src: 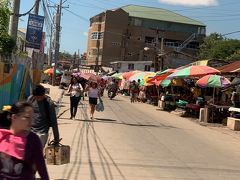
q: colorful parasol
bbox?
[143,72,156,86]
[122,70,141,80]
[167,65,220,79]
[147,69,176,86]
[111,72,123,79]
[81,73,100,82]
[196,75,231,88]
[43,68,61,75]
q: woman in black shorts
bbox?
[87,82,99,119]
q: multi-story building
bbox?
[87,5,206,71]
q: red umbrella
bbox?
[81,73,100,82]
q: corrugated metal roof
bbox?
[217,61,240,72]
[190,60,209,66]
[121,5,205,26]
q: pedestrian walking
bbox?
[86,82,100,119]
[77,76,87,100]
[0,101,49,179]
[129,80,139,103]
[27,84,60,148]
[67,77,83,119]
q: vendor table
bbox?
[186,103,201,117]
[208,104,230,123]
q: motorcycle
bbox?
[107,88,117,99]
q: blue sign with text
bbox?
[25,14,44,49]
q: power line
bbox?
[222,30,240,36]
[64,8,89,22]
[15,0,37,17]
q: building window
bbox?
[133,18,142,26]
[145,36,155,44]
[112,42,121,46]
[144,65,151,71]
[117,63,121,68]
[91,48,103,55]
[198,27,206,35]
[91,32,104,40]
[128,63,134,70]
[98,32,104,39]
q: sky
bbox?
[18,0,240,55]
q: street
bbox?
[47,93,240,180]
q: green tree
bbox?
[198,33,240,61]
[227,50,240,61]
[59,51,73,60]
[198,33,223,59]
[211,40,240,60]
[0,1,15,57]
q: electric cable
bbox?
[64,8,88,22]
[222,30,240,36]
[14,0,39,17]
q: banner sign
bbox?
[25,14,44,49]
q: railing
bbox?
[175,33,196,52]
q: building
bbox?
[87,4,206,71]
[111,61,153,72]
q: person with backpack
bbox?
[27,84,60,148]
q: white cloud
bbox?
[83,32,88,36]
[159,0,218,6]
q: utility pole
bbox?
[95,16,102,75]
[155,30,164,72]
[8,0,21,41]
[77,49,80,71]
[52,0,62,85]
[154,31,160,72]
[34,0,40,15]
[160,36,164,71]
[48,24,53,66]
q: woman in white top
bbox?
[67,77,83,119]
[86,82,99,119]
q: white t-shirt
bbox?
[88,87,99,98]
[69,83,83,97]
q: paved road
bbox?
[47,93,240,180]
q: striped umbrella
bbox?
[168,65,220,79]
[111,72,123,79]
[196,75,230,88]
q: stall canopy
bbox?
[167,65,220,79]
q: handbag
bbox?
[45,140,70,165]
[96,99,104,112]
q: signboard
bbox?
[25,14,44,49]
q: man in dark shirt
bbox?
[28,84,60,148]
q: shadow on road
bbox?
[95,118,117,122]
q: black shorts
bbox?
[89,97,98,105]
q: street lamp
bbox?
[144,46,165,72]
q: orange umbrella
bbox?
[147,69,176,85]
[122,71,141,80]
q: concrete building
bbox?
[87,5,206,71]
